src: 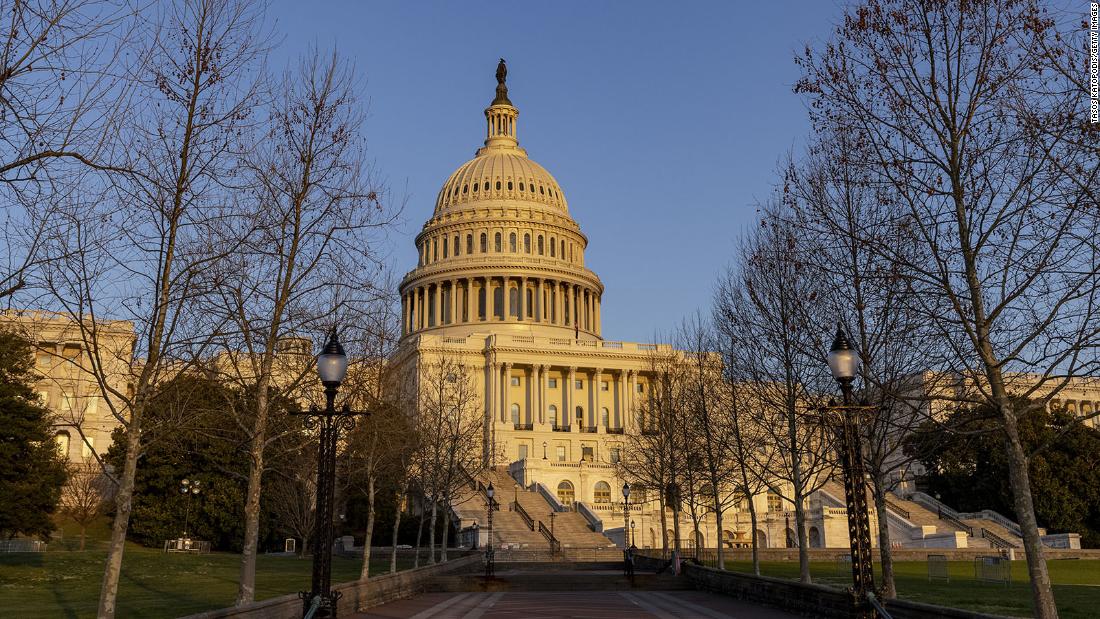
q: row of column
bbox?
[402,276,600,336]
[486,362,639,432]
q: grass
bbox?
[0,543,421,618]
[721,558,1100,619]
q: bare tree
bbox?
[797,2,1100,614]
[268,445,317,558]
[714,202,835,584]
[204,48,396,605]
[0,0,138,303]
[38,2,269,616]
[59,462,112,551]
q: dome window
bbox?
[480,233,487,253]
[524,233,531,253]
[495,232,502,252]
[538,235,544,255]
[473,182,478,192]
[519,182,525,191]
[509,232,517,253]
[462,184,468,194]
[539,186,545,194]
[496,181,501,190]
[550,236,556,257]
[467,234,474,254]
[507,181,513,190]
[484,181,489,191]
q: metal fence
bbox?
[927,554,949,582]
[0,539,46,552]
[974,555,1011,586]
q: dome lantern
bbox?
[483,58,519,151]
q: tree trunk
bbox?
[236,410,267,606]
[658,497,669,555]
[79,525,87,552]
[671,506,683,572]
[390,489,403,574]
[1000,400,1058,618]
[359,476,376,581]
[96,406,142,619]
[440,504,450,562]
[792,485,810,583]
[872,472,897,598]
[748,500,760,576]
[713,489,724,569]
[428,500,438,565]
[413,505,426,568]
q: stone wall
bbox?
[181,555,481,619]
[680,563,1019,619]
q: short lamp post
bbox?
[485,483,495,578]
[298,329,364,619]
[630,519,636,547]
[180,479,201,538]
[826,322,876,618]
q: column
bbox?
[566,367,576,429]
[502,363,513,424]
[540,364,550,427]
[467,279,475,323]
[417,287,425,329]
[535,278,542,322]
[488,361,499,429]
[564,283,572,327]
[628,371,638,430]
[432,283,441,327]
[593,368,603,431]
[401,293,408,335]
[594,295,600,335]
[503,277,511,321]
[518,276,526,321]
[450,279,458,324]
[527,365,536,426]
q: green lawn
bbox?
[0,543,421,618]
[722,558,1100,619]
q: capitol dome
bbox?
[399,60,604,342]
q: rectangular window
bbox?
[636,383,645,393]
[582,446,594,461]
[556,446,566,462]
[81,436,95,459]
[510,376,520,386]
[610,448,620,464]
[518,445,528,460]
[600,381,609,391]
[548,378,557,388]
[767,493,783,513]
[575,379,583,389]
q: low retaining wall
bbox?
[182,555,481,619]
[679,563,1019,619]
[648,547,1100,562]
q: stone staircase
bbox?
[460,467,617,550]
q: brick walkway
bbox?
[354,590,799,618]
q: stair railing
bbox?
[981,527,1018,549]
[936,507,973,536]
[538,521,561,553]
[884,498,910,520]
[514,500,535,531]
[959,510,1023,538]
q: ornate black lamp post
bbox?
[630,519,636,547]
[298,329,363,618]
[621,482,631,547]
[485,482,495,578]
[179,478,201,538]
[826,323,876,618]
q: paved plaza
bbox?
[354,590,799,618]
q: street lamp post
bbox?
[630,519,636,547]
[621,482,630,548]
[179,479,201,538]
[485,483,495,578]
[297,329,363,619]
[826,322,876,618]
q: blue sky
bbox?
[268,1,847,342]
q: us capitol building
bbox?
[388,61,1090,553]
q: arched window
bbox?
[478,286,487,320]
[463,184,468,194]
[510,404,520,425]
[496,181,501,190]
[494,232,502,252]
[560,240,566,257]
[432,239,438,262]
[467,234,473,255]
[483,181,489,191]
[600,407,610,427]
[442,237,448,258]
[539,185,545,194]
[550,237,556,257]
[507,180,513,190]
[55,431,70,458]
[480,233,487,253]
[524,233,531,253]
[594,481,611,503]
[509,232,517,252]
[557,481,575,506]
[493,285,504,319]
[549,405,558,426]
[538,235,544,255]
[472,181,479,192]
